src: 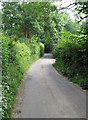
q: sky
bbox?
[0,2,1,7]
[52,0,76,21]
[0,3,2,10]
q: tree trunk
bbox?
[25,31,29,39]
[25,31,27,39]
[29,32,31,42]
[25,31,31,42]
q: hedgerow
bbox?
[2,34,44,119]
[40,42,45,57]
[52,31,88,90]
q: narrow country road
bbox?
[19,54,86,118]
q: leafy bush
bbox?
[40,42,45,57]
[52,31,88,90]
[2,34,44,118]
[12,41,31,73]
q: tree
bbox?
[57,1,88,21]
[2,2,20,36]
[81,20,88,35]
[2,2,57,40]
[2,2,61,52]
[56,0,88,35]
[75,1,88,21]
[64,19,81,34]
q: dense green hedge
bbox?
[40,42,45,57]
[2,34,44,118]
[52,31,88,90]
[0,33,2,119]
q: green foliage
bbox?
[2,2,70,53]
[81,20,88,35]
[3,2,76,53]
[2,2,57,38]
[12,41,31,73]
[52,31,88,90]
[40,42,44,57]
[0,11,1,23]
[64,20,81,34]
[2,34,44,118]
[1,2,88,119]
[75,1,88,20]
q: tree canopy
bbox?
[1,1,88,51]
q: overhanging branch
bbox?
[58,2,75,11]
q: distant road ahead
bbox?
[20,54,86,118]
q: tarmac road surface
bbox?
[19,54,86,118]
